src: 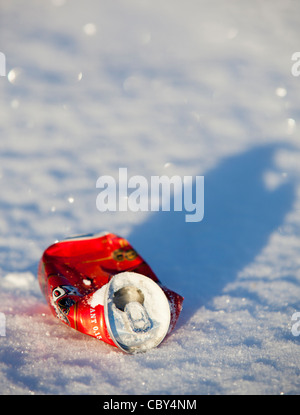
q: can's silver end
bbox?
[105,272,171,353]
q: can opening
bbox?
[113,286,152,333]
[113,286,144,311]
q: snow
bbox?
[88,285,106,308]
[0,0,300,395]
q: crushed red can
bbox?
[38,232,184,353]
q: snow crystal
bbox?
[88,284,107,308]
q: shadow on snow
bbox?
[128,143,295,327]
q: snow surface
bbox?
[0,0,300,395]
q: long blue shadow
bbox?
[129,144,295,326]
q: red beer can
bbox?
[38,232,184,353]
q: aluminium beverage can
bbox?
[38,232,184,353]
